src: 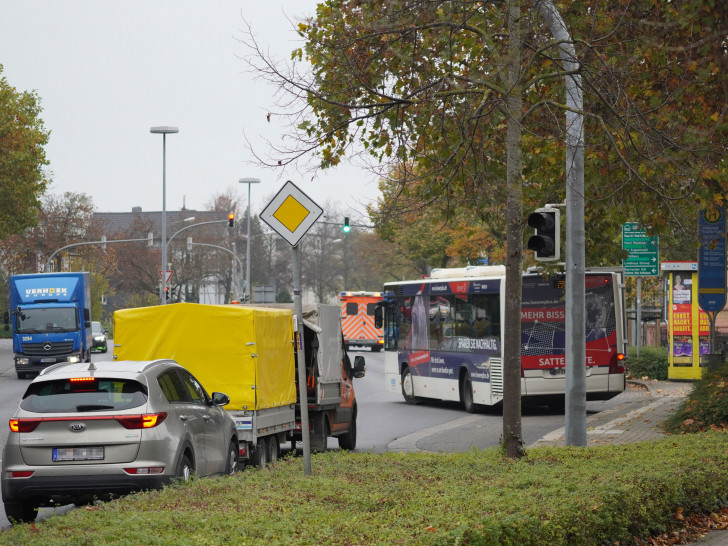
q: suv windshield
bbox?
[20,378,147,413]
[91,322,104,334]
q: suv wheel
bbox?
[4,500,38,524]
[176,452,194,482]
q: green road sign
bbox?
[622,222,659,277]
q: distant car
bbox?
[1,360,239,524]
[91,321,108,353]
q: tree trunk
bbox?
[502,0,525,459]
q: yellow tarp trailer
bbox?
[113,303,297,411]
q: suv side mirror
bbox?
[211,392,230,407]
[353,355,366,379]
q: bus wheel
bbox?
[460,372,476,413]
[401,367,421,405]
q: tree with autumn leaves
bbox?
[0,65,49,240]
[241,0,726,457]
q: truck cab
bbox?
[5,272,92,379]
[293,304,366,452]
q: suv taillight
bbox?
[115,413,168,429]
[9,419,41,433]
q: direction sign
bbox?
[622,222,659,276]
[260,180,323,247]
[698,207,727,312]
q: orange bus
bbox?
[340,291,384,352]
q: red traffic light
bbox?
[228,213,235,228]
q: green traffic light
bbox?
[343,217,350,233]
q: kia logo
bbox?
[69,423,86,432]
[43,341,52,351]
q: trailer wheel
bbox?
[267,436,279,464]
[250,438,268,468]
[310,413,328,452]
[401,367,421,405]
[460,371,477,413]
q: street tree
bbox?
[0,66,50,240]
[240,0,721,457]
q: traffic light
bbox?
[228,212,235,228]
[527,207,560,261]
[343,217,350,233]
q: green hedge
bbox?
[3,434,728,545]
[627,345,668,380]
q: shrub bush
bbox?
[627,345,668,380]
[664,362,728,434]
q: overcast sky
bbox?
[0,1,380,219]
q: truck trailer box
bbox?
[113,303,297,411]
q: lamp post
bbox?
[239,177,260,302]
[150,126,179,304]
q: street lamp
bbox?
[150,126,179,304]
[239,177,260,302]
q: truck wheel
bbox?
[338,411,357,450]
[225,440,239,475]
[250,438,268,468]
[401,367,421,405]
[460,371,477,413]
[4,500,38,524]
[310,413,328,452]
[267,436,279,464]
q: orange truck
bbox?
[340,291,384,352]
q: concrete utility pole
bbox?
[536,0,586,446]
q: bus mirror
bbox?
[374,306,383,329]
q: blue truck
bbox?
[4,272,93,379]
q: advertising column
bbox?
[663,262,708,380]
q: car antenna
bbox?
[88,362,97,371]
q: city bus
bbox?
[375,265,627,411]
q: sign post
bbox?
[622,223,659,354]
[260,181,323,477]
[698,207,727,356]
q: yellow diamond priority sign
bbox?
[260,180,323,246]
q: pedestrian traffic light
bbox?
[228,212,235,228]
[343,217,350,233]
[527,207,560,261]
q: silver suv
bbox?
[2,359,239,524]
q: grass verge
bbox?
[2,432,728,545]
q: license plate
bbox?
[52,447,104,462]
[549,368,566,376]
[40,358,57,363]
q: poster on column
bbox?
[670,271,710,364]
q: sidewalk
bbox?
[530,379,692,448]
